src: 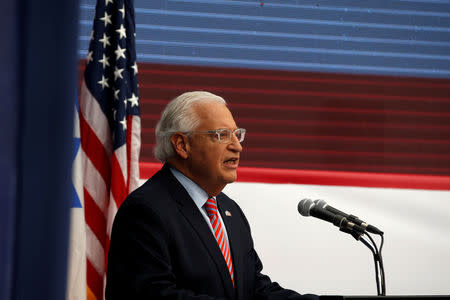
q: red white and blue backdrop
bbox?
[78,0,450,296]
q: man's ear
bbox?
[171,133,190,160]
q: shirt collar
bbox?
[169,166,210,209]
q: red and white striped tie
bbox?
[205,197,234,285]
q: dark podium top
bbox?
[320,296,450,300]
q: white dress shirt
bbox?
[169,166,231,248]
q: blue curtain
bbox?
[0,0,80,299]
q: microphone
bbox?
[298,199,366,239]
[314,199,383,235]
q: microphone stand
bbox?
[359,232,386,296]
[340,214,386,296]
[340,225,386,296]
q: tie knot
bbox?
[205,197,218,218]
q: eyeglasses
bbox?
[189,128,246,143]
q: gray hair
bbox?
[153,91,227,162]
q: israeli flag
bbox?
[66,102,86,300]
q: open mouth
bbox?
[224,158,239,167]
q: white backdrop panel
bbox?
[223,182,450,296]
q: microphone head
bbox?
[298,198,315,216]
[314,199,327,209]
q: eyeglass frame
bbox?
[175,128,246,144]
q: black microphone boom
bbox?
[298,199,365,240]
[314,199,383,235]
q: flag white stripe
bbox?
[114,144,128,186]
[79,79,113,156]
[66,208,87,300]
[106,194,118,238]
[86,225,105,276]
[82,150,108,212]
[73,148,84,206]
[73,104,81,139]
[129,115,141,193]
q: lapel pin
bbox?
[225,210,232,217]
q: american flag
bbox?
[71,0,141,299]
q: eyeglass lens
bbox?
[234,129,243,142]
[216,128,245,143]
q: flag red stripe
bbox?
[110,153,128,209]
[87,258,103,300]
[84,188,107,250]
[79,111,111,185]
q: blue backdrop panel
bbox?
[78,0,450,78]
[0,1,19,300]
[10,0,80,299]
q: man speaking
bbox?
[106,91,319,299]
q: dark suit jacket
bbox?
[106,164,318,300]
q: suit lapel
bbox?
[162,167,235,299]
[217,195,245,300]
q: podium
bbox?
[345,297,450,299]
[319,296,450,300]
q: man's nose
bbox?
[228,134,243,152]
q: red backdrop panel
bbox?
[80,61,450,176]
